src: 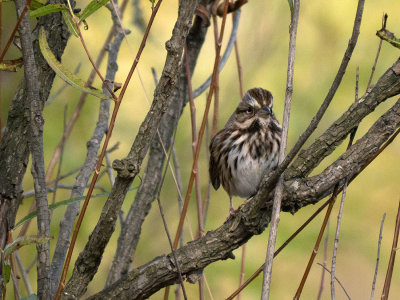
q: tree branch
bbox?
[88,71,400,300]
[60,1,198,298]
[106,1,211,285]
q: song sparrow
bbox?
[209,88,282,215]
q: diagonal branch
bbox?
[60,1,199,298]
[88,78,400,300]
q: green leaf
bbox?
[80,0,110,21]
[3,236,52,259]
[62,10,79,37]
[38,27,109,99]
[30,4,68,18]
[14,192,108,229]
[2,261,11,284]
[14,186,137,229]
[29,0,45,11]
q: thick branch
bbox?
[286,58,400,179]
[0,0,69,263]
[60,1,198,298]
[89,72,400,300]
[50,19,125,297]
[106,2,211,286]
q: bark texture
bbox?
[88,59,400,300]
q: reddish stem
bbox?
[54,1,163,299]
[0,0,31,63]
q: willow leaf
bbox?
[39,27,109,99]
[3,236,52,259]
[30,4,68,18]
[80,0,110,21]
[62,10,79,37]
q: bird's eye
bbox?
[246,106,253,113]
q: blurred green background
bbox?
[1,0,400,299]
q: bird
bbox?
[209,88,282,215]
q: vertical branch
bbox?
[14,0,51,297]
[370,213,385,300]
[184,43,205,299]
[381,198,400,300]
[172,0,230,251]
[317,222,330,300]
[330,66,360,298]
[260,1,300,299]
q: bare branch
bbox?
[261,0,300,298]
[60,1,199,298]
[88,87,400,300]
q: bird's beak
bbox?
[261,106,272,114]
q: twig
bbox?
[226,196,333,300]
[172,0,230,251]
[232,11,246,300]
[370,213,386,300]
[193,9,241,99]
[261,1,300,299]
[65,0,116,100]
[14,0,51,297]
[381,198,400,300]
[317,221,330,300]
[367,40,383,90]
[331,67,360,299]
[45,0,130,182]
[157,127,188,300]
[294,187,339,299]
[227,100,400,300]
[51,106,68,206]
[14,251,33,295]
[59,1,196,298]
[184,42,205,299]
[330,181,348,299]
[0,0,31,63]
[53,1,139,295]
[10,269,21,300]
[269,0,365,183]
[211,10,220,138]
[317,263,351,300]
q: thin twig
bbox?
[211,11,220,138]
[233,12,245,299]
[172,0,230,250]
[330,180,348,299]
[0,0,31,63]
[317,221,330,300]
[184,42,205,299]
[54,2,163,298]
[331,67,360,299]
[317,263,351,300]
[370,213,386,300]
[14,251,33,295]
[156,127,188,300]
[367,40,383,90]
[268,0,365,185]
[193,9,241,99]
[261,1,300,298]
[14,0,51,296]
[10,269,21,300]
[51,106,68,206]
[381,198,400,300]
[294,187,338,299]
[45,0,130,182]
[227,123,400,300]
